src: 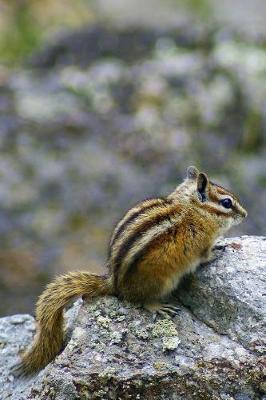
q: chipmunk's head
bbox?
[169,166,247,231]
[185,166,248,230]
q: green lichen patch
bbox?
[152,319,179,338]
[96,316,111,329]
[162,337,181,352]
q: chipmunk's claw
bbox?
[10,361,27,379]
[144,302,180,318]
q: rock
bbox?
[0,236,265,400]
[177,236,266,355]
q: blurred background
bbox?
[0,0,266,316]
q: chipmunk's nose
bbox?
[241,208,248,218]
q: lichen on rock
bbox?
[0,236,265,399]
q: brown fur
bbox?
[14,166,247,376]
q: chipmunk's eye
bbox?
[220,198,232,209]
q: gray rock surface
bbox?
[177,236,266,355]
[0,236,265,400]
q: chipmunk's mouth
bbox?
[233,213,247,226]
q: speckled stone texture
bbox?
[0,236,265,400]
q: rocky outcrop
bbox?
[0,236,265,400]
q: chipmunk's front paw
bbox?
[201,243,228,266]
[200,248,217,265]
[213,244,227,251]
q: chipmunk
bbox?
[13,166,247,376]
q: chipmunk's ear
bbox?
[197,172,209,202]
[187,166,199,180]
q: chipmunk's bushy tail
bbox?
[13,272,112,376]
